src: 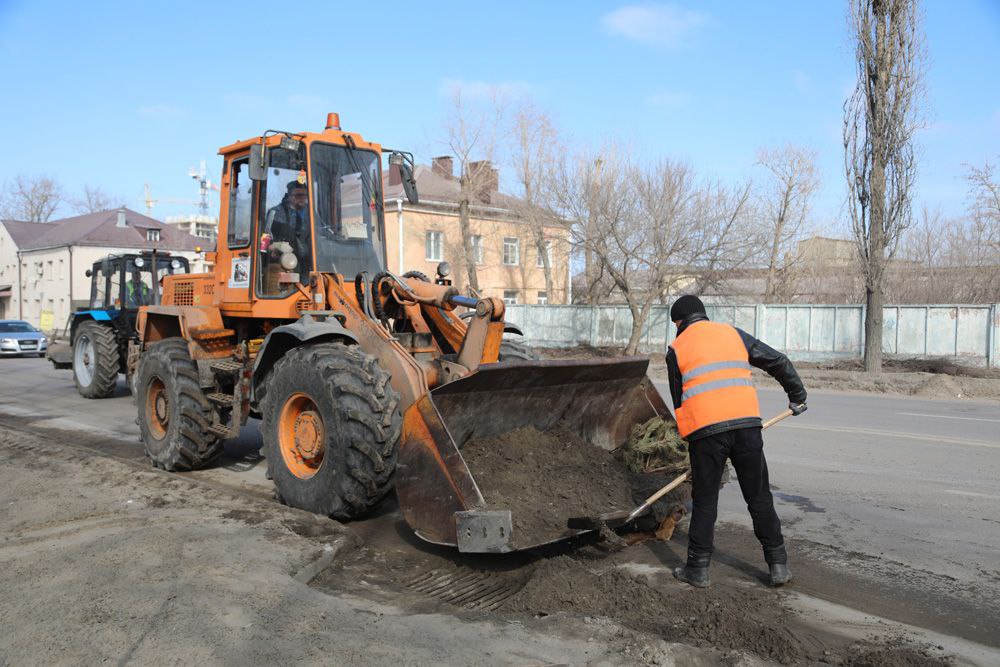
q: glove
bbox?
[789,402,807,416]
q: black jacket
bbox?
[666,313,807,441]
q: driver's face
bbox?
[290,189,308,209]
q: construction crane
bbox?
[188,159,220,216]
[142,183,198,218]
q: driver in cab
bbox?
[266,180,312,273]
[125,269,152,308]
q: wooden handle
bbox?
[762,408,794,430]
[627,469,691,522]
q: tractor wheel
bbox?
[498,338,540,362]
[135,338,224,471]
[261,342,402,520]
[73,321,120,399]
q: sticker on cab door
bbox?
[229,256,250,288]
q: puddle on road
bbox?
[773,491,826,513]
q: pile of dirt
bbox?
[460,425,634,545]
[842,639,953,667]
[500,555,804,664]
[823,357,1000,380]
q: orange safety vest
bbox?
[669,320,760,438]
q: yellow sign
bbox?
[39,309,54,332]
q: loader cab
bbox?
[218,115,418,306]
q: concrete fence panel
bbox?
[507,302,1000,368]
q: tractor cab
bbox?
[47,251,190,398]
[86,252,190,312]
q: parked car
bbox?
[0,320,48,357]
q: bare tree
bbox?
[510,103,561,301]
[0,174,64,222]
[72,185,120,214]
[965,159,1000,253]
[756,145,819,302]
[443,86,506,292]
[551,148,754,354]
[844,0,925,373]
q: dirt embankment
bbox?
[539,346,1000,401]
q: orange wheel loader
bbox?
[131,113,671,553]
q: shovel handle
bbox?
[625,409,793,524]
[762,408,794,430]
[626,469,691,523]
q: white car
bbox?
[0,320,48,357]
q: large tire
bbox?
[73,321,120,399]
[498,338,540,362]
[261,342,402,520]
[135,338,224,471]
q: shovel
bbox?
[566,408,795,531]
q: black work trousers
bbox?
[687,426,784,560]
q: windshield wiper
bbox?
[342,134,382,212]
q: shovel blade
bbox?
[395,357,669,553]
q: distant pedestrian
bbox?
[666,295,807,588]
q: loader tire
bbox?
[498,339,539,362]
[73,321,120,399]
[135,338,224,471]
[261,342,402,520]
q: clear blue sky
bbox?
[1,1,997,231]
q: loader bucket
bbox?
[395,357,669,553]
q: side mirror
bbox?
[249,143,268,181]
[389,151,418,205]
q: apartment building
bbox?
[383,156,571,305]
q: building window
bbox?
[536,291,548,305]
[536,240,552,268]
[503,290,519,305]
[146,229,161,242]
[471,235,484,265]
[425,231,443,261]
[503,237,519,266]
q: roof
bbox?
[382,164,522,212]
[1,220,48,246]
[1,208,203,252]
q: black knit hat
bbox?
[670,295,706,322]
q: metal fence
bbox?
[506,303,1000,368]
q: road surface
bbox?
[2,356,998,655]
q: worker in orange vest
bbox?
[667,295,807,588]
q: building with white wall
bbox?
[0,208,208,328]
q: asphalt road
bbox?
[652,381,1000,585]
[2,355,999,650]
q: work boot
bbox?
[763,544,791,587]
[672,554,711,588]
[769,562,792,587]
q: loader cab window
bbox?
[310,142,385,278]
[228,158,253,248]
[257,145,311,297]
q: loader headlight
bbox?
[436,261,452,278]
[134,257,145,268]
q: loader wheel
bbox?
[498,339,539,362]
[135,338,224,471]
[261,342,402,520]
[73,321,120,399]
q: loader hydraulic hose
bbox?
[449,295,479,309]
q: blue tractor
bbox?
[47,251,190,398]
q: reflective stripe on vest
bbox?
[669,320,760,438]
